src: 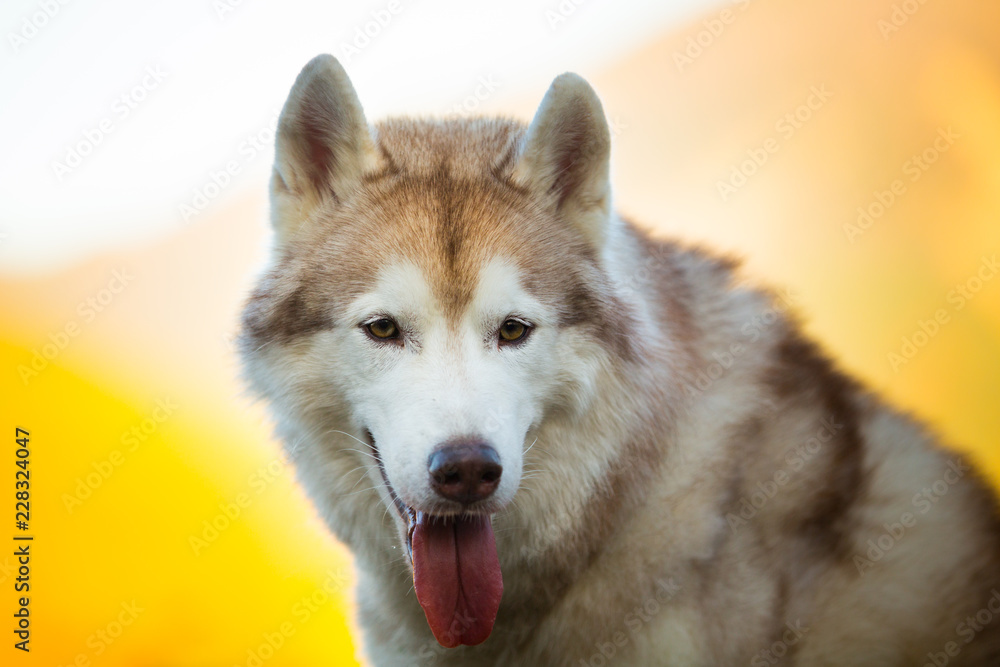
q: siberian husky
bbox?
[238,54,1000,666]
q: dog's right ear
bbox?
[512,73,612,251]
[271,54,381,243]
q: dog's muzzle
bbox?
[366,431,504,648]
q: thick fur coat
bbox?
[238,55,1000,666]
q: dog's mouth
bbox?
[365,430,503,648]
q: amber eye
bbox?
[366,318,399,340]
[498,319,529,344]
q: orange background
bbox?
[2,0,999,665]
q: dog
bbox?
[238,54,1000,666]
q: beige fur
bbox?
[238,55,1000,666]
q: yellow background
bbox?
[2,0,999,665]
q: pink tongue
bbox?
[411,512,503,647]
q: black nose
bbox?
[428,442,502,505]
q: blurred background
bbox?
[1,0,999,664]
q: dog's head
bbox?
[239,55,631,647]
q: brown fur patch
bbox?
[765,333,868,560]
[241,117,639,362]
[240,268,332,346]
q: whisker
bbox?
[336,482,385,499]
[341,447,380,462]
[341,464,376,478]
[325,429,374,450]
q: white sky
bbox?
[0,0,719,274]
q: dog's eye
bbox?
[498,319,529,344]
[366,318,400,340]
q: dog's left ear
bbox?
[271,54,382,244]
[512,73,612,249]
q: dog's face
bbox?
[239,55,623,647]
[342,255,543,517]
[324,213,557,522]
